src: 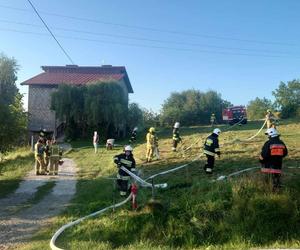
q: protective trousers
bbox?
[204,154,215,174]
[172,140,178,151]
[117,175,130,196]
[49,156,59,175]
[35,156,46,175]
[146,145,154,162]
[44,156,50,170]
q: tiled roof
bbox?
[21,65,133,93]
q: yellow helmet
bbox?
[267,109,271,112]
[149,127,155,133]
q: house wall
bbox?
[28,85,57,132]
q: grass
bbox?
[0,147,34,198]
[8,119,300,249]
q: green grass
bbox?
[0,147,34,198]
[12,119,300,249]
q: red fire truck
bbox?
[222,106,247,125]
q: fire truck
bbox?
[222,106,247,125]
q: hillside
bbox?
[17,120,300,249]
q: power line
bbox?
[26,0,75,64]
[0,18,293,55]
[1,27,299,59]
[0,3,296,47]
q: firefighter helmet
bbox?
[149,127,155,133]
[213,128,221,135]
[265,128,279,137]
[124,145,133,151]
[174,122,180,128]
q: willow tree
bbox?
[51,84,86,139]
[84,81,127,137]
[51,81,127,139]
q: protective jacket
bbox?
[204,133,220,156]
[34,142,44,158]
[210,114,216,123]
[172,128,181,142]
[260,136,287,170]
[114,153,136,176]
[130,130,137,142]
[146,132,155,147]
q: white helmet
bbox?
[124,145,133,151]
[213,128,221,135]
[133,127,138,131]
[265,128,279,137]
[174,122,180,128]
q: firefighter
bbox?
[129,127,138,143]
[203,128,221,174]
[210,113,216,127]
[49,140,63,175]
[259,128,288,190]
[34,139,46,175]
[44,139,51,172]
[39,128,47,144]
[172,122,182,152]
[265,109,276,129]
[114,145,136,196]
[146,127,156,162]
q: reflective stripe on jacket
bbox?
[114,153,136,176]
[203,133,220,156]
[173,128,181,141]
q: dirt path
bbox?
[0,156,77,250]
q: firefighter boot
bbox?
[204,164,213,174]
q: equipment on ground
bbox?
[222,106,247,125]
[106,139,115,150]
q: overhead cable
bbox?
[26,0,75,64]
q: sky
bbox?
[1,0,300,112]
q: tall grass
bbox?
[0,147,34,198]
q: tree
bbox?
[160,89,231,126]
[51,81,128,139]
[51,84,86,139]
[142,108,160,128]
[84,81,127,137]
[272,80,300,118]
[247,97,274,120]
[0,54,27,156]
[127,102,144,130]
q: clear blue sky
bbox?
[1,0,300,112]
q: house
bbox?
[21,64,134,138]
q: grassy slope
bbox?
[18,120,300,250]
[0,147,34,198]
